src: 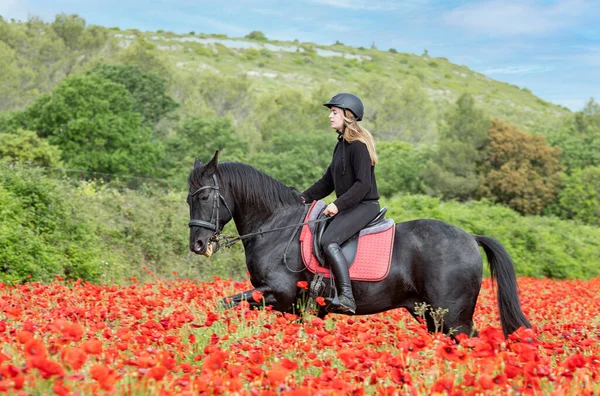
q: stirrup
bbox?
[324,295,356,314]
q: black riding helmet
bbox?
[324,93,364,121]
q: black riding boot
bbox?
[324,243,356,314]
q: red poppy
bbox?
[202,350,228,372]
[16,331,33,344]
[52,380,71,396]
[251,290,264,303]
[24,339,47,359]
[267,366,289,385]
[146,366,167,381]
[431,377,454,394]
[62,347,87,370]
[296,281,309,290]
[315,297,326,306]
[82,339,103,355]
[31,357,65,379]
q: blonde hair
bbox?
[342,109,378,165]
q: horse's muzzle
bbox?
[192,239,205,254]
[192,239,215,257]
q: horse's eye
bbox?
[201,195,209,201]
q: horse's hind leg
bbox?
[408,299,477,337]
[407,284,480,337]
[434,297,478,337]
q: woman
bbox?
[301,93,380,314]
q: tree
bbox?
[421,94,490,200]
[90,64,178,126]
[249,131,334,190]
[0,41,21,110]
[375,141,426,197]
[245,31,267,41]
[160,116,248,182]
[193,73,254,122]
[478,120,563,215]
[0,129,62,167]
[371,76,437,143]
[252,89,324,142]
[554,166,600,225]
[14,73,163,177]
[119,36,169,76]
[548,98,600,171]
[51,13,86,50]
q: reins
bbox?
[213,214,331,250]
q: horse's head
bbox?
[187,151,233,256]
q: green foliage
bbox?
[90,64,178,126]
[245,31,267,41]
[553,166,600,226]
[548,98,600,171]
[192,73,254,121]
[249,131,334,190]
[14,73,163,177]
[0,15,112,112]
[0,129,63,167]
[375,141,426,197]
[361,76,436,143]
[0,41,21,109]
[479,120,563,215]
[160,116,248,185]
[119,36,169,76]
[248,87,330,147]
[386,194,600,279]
[51,13,85,50]
[0,165,102,283]
[422,94,490,200]
[0,164,247,283]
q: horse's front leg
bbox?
[220,287,278,310]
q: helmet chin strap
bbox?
[340,119,356,134]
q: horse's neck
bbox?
[233,204,304,237]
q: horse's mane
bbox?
[188,162,301,212]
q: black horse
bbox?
[188,152,531,337]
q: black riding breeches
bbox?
[320,200,380,250]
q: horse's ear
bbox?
[193,158,203,169]
[203,150,219,176]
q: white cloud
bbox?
[309,0,426,11]
[0,0,55,22]
[0,0,31,20]
[144,8,248,36]
[324,23,356,33]
[442,0,589,36]
[483,65,553,75]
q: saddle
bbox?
[299,200,395,282]
[312,206,389,268]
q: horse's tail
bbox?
[474,235,531,338]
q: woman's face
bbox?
[329,106,345,131]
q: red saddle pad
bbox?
[299,201,395,282]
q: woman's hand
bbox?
[323,203,339,217]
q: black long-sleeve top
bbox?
[302,134,379,212]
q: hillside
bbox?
[0,15,570,136]
[120,29,570,131]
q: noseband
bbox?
[188,174,233,237]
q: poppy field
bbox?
[0,273,599,395]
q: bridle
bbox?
[188,174,332,254]
[188,174,233,241]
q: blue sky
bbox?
[2,0,599,111]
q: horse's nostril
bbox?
[193,240,203,253]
